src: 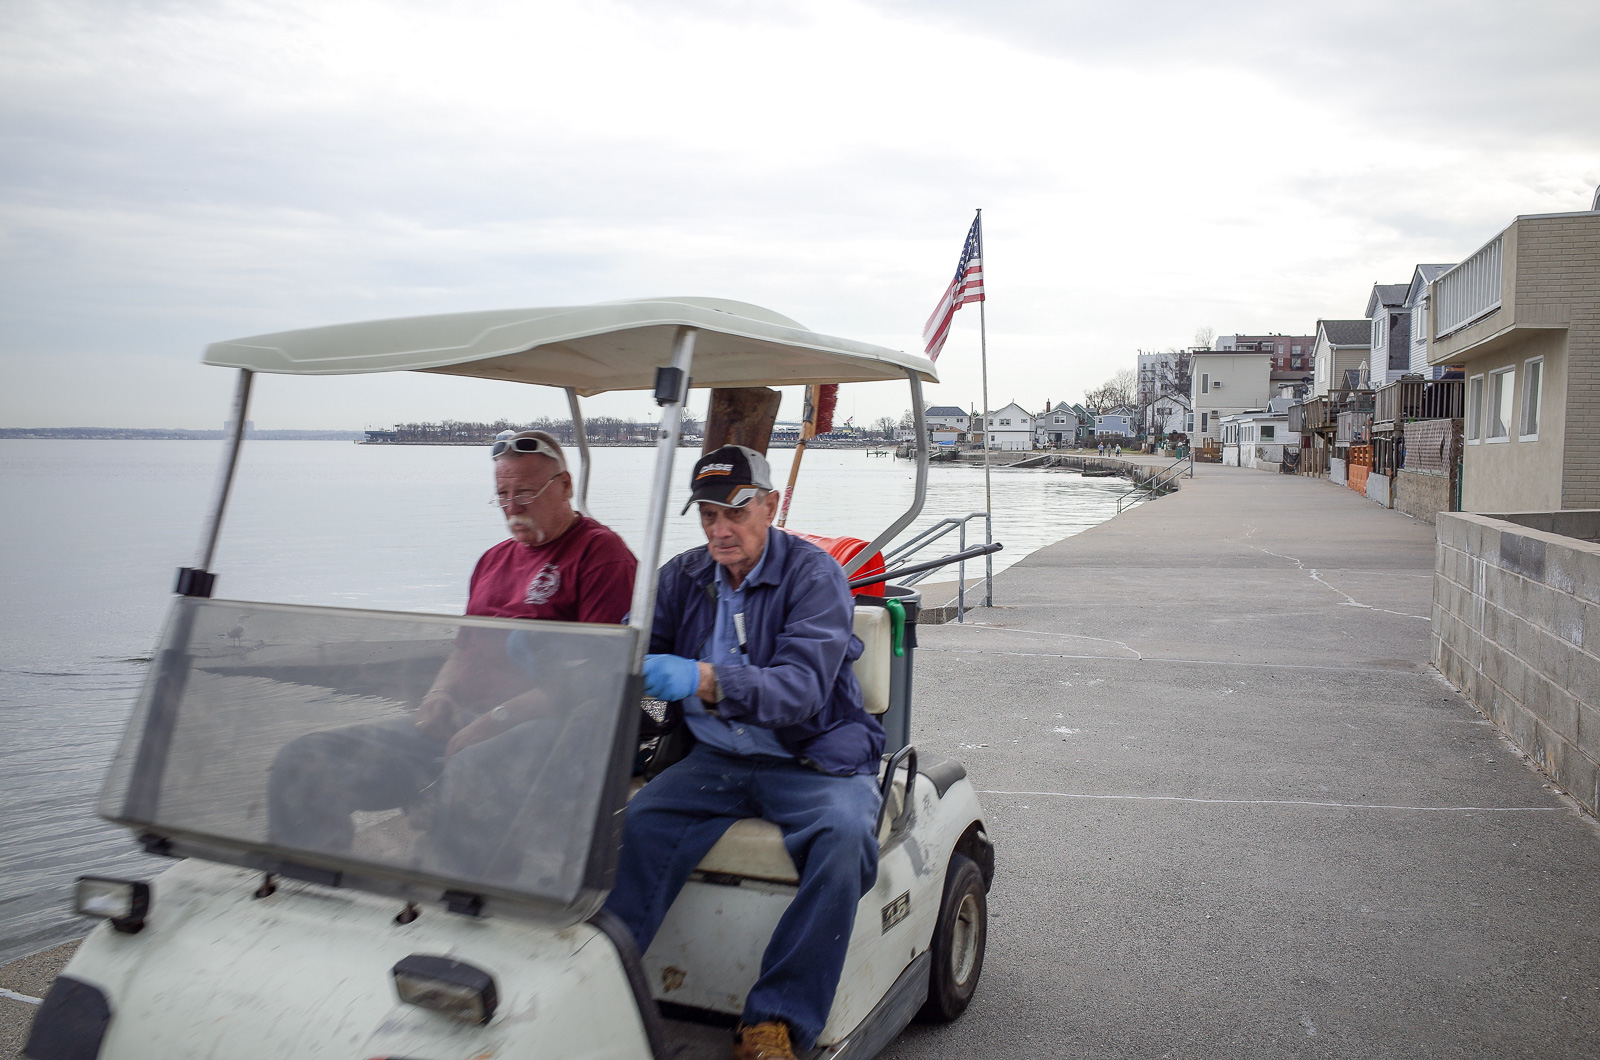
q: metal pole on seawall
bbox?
[976,209,993,608]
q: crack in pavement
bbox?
[1245,537,1431,621]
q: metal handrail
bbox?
[1114,456,1189,509]
[879,510,995,623]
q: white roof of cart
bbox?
[203,296,937,395]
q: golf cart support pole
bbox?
[628,326,696,671]
[842,370,927,577]
[175,368,253,598]
[565,386,592,515]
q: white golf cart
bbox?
[27,298,995,1060]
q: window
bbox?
[1486,367,1514,441]
[1262,425,1276,440]
[1520,357,1543,439]
[1054,416,1065,424]
[999,418,1011,425]
[1466,374,1484,442]
[1201,412,1209,431]
[1291,357,1303,370]
[1292,345,1302,356]
[1201,373,1210,394]
[1371,317,1385,350]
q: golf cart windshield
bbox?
[99,598,638,924]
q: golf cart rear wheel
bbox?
[917,852,987,1022]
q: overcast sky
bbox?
[2,0,1597,430]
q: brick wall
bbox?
[1433,512,1600,815]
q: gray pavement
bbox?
[885,463,1600,1059]
[6,464,1598,1058]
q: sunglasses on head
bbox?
[490,436,553,459]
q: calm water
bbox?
[0,440,1131,963]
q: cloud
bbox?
[1,0,1596,428]
[861,0,1600,147]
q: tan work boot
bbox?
[732,1020,796,1060]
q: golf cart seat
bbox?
[689,605,903,886]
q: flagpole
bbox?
[976,208,993,608]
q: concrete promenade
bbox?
[888,464,1600,1059]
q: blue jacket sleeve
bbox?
[710,557,855,729]
[648,559,682,655]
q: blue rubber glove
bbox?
[643,654,701,702]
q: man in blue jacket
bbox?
[604,444,884,1060]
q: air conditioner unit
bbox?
[1212,380,1223,388]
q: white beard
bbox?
[506,515,548,545]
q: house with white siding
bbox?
[1367,283,1413,387]
[983,402,1034,450]
[1220,400,1292,470]
[1402,264,1454,379]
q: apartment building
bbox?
[1188,351,1273,445]
[1215,333,1317,384]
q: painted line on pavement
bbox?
[927,647,1429,675]
[978,789,1563,813]
[0,986,43,1005]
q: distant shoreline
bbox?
[0,431,897,450]
[0,429,364,441]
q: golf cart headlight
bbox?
[75,876,151,933]
[392,955,498,1025]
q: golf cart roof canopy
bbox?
[203,297,938,395]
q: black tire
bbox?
[917,852,987,1022]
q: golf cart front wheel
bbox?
[917,852,987,1022]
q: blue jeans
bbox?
[604,746,882,1049]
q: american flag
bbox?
[922,213,985,361]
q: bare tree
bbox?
[1082,369,1134,414]
[1194,325,1215,349]
[872,414,898,437]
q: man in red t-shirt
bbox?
[268,430,637,857]
[415,429,637,757]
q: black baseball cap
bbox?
[682,444,775,514]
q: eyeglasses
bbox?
[489,474,564,508]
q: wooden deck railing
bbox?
[1374,377,1465,427]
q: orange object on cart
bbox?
[782,530,886,597]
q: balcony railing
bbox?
[1374,377,1465,427]
[1335,410,1372,446]
[1434,234,1503,337]
[1298,396,1334,431]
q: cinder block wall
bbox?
[1397,470,1450,524]
[1434,512,1600,815]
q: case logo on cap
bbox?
[697,463,735,478]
